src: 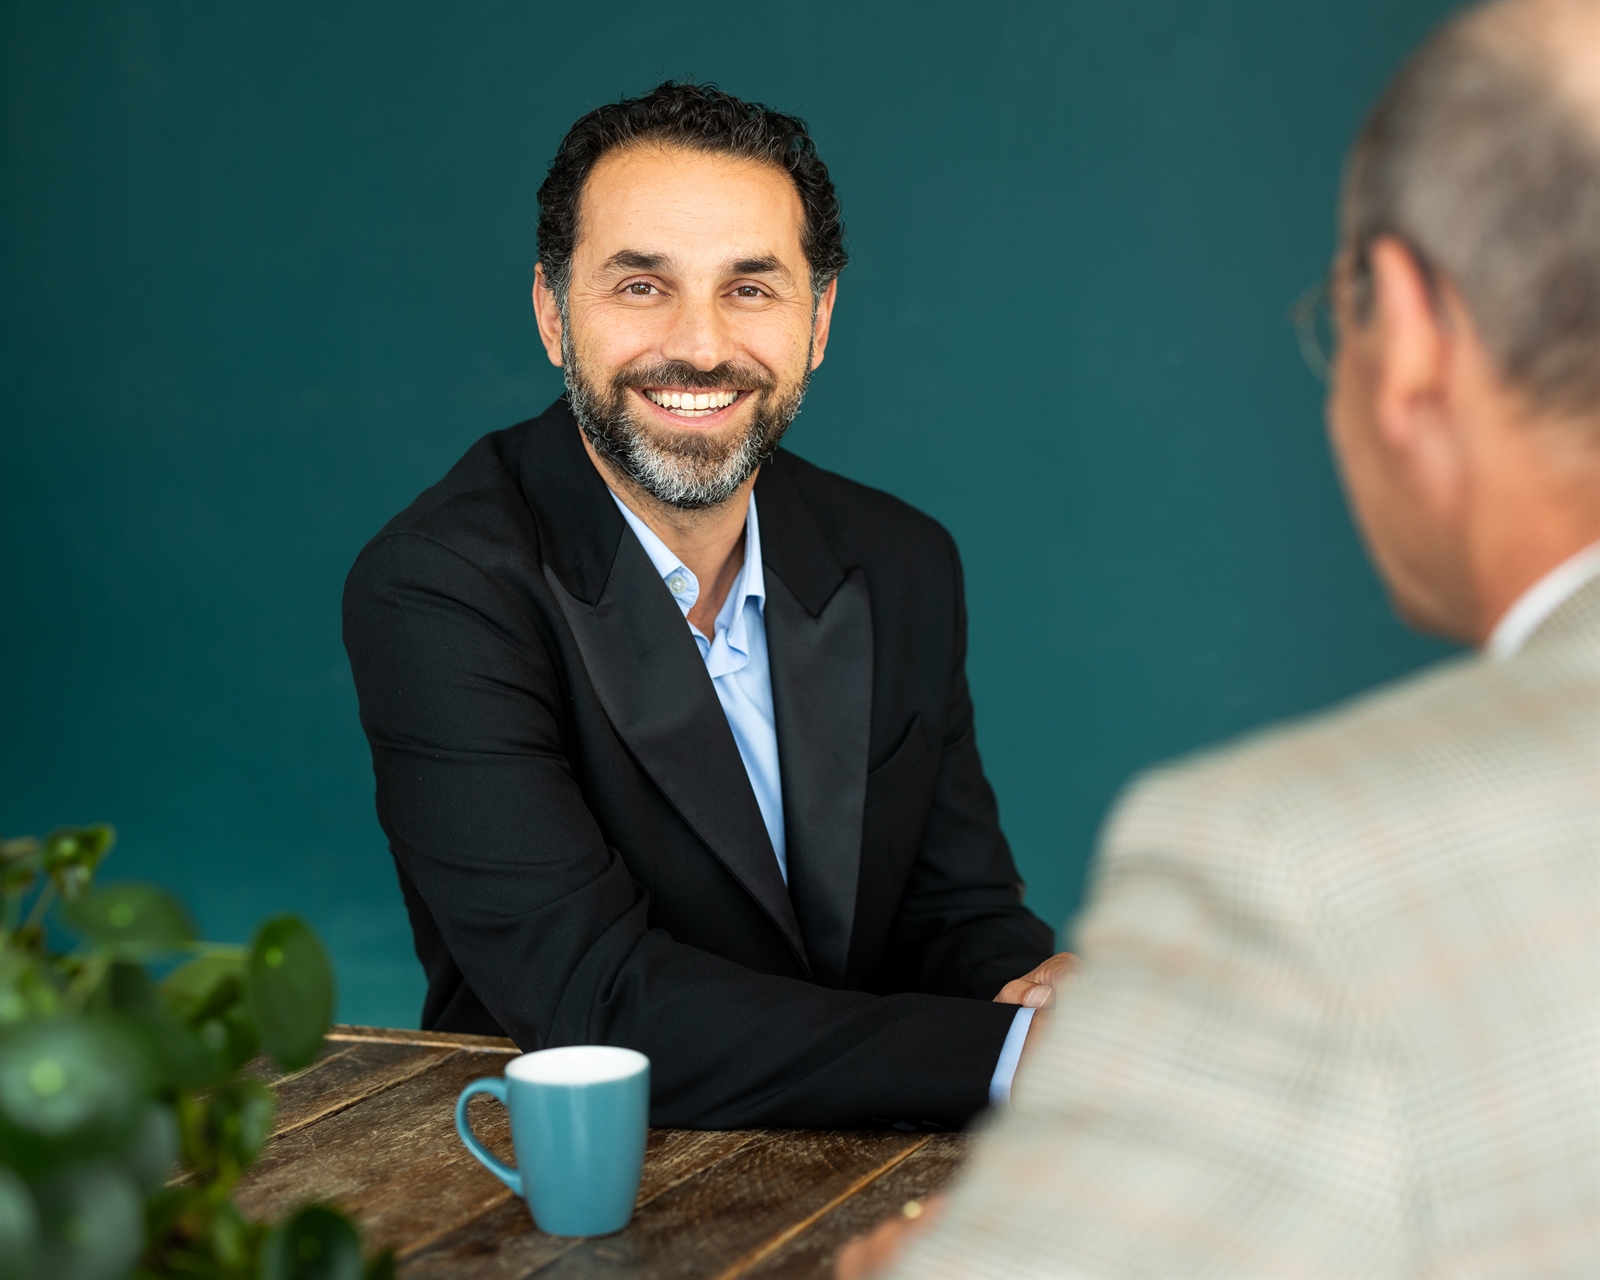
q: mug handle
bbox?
[455,1077,522,1195]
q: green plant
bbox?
[0,825,392,1280]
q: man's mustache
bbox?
[615,360,776,394]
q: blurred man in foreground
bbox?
[840,0,1600,1274]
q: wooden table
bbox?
[236,1025,969,1279]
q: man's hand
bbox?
[834,1196,947,1280]
[833,959,1075,1280]
[993,950,1076,1008]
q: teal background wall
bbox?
[1,0,1457,1026]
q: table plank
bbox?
[234,1047,520,1252]
[402,1129,776,1280]
[521,1130,931,1280]
[264,1039,459,1136]
[328,1024,519,1053]
[734,1134,968,1280]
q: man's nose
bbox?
[659,289,737,372]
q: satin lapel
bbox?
[544,540,809,974]
[760,465,873,988]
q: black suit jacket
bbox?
[342,399,1054,1128]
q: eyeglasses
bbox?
[1289,276,1335,383]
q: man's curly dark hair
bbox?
[537,81,848,304]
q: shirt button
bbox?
[667,574,688,595]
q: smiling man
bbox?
[342,82,1065,1129]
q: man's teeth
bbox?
[642,388,739,416]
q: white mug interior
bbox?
[506,1045,648,1087]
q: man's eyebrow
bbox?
[599,250,671,274]
[727,255,790,279]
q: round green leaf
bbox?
[213,1078,275,1168]
[33,1161,143,1280]
[64,883,195,961]
[208,1199,255,1271]
[42,826,116,903]
[121,1102,180,1192]
[0,950,62,1026]
[161,952,246,1023]
[0,838,42,895]
[260,1205,364,1280]
[0,1020,141,1141]
[122,1002,225,1091]
[0,1163,39,1280]
[41,826,115,871]
[247,917,334,1071]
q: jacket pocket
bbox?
[864,715,930,808]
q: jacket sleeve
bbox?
[865,533,1058,1000]
[885,767,1408,1279]
[343,529,1017,1129]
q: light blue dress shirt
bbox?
[612,493,788,878]
[610,491,1030,1105]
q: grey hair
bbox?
[1342,4,1600,420]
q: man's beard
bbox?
[563,328,810,511]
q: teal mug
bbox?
[455,1045,650,1237]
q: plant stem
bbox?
[63,951,110,1010]
[22,881,56,933]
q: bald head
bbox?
[1324,0,1600,648]
[1470,0,1600,123]
[1342,0,1600,427]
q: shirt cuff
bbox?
[987,1006,1035,1107]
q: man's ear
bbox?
[1369,238,1449,450]
[809,277,839,370]
[1368,237,1465,507]
[532,264,565,367]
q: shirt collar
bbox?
[609,491,766,631]
[1485,538,1600,661]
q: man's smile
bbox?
[638,387,745,420]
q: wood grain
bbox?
[734,1134,969,1280]
[234,1048,519,1251]
[522,1130,931,1280]
[329,1023,519,1053]
[240,1029,975,1280]
[265,1039,457,1136]
[401,1129,775,1280]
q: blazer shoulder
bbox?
[770,447,957,565]
[1106,645,1596,881]
[349,420,540,586]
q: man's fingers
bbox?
[834,1216,911,1280]
[834,1233,873,1280]
[834,1197,949,1280]
[993,979,1051,1008]
[995,952,1078,1005]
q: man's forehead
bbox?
[574,144,806,268]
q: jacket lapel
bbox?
[521,403,808,973]
[757,457,874,988]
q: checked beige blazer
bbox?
[893,577,1599,1280]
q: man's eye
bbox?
[625,282,657,296]
[733,285,764,299]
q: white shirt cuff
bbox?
[988,1006,1035,1107]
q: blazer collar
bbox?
[518,397,625,607]
[755,453,874,986]
[518,402,872,984]
[517,397,844,617]
[520,400,809,971]
[753,452,846,617]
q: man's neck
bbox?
[581,430,753,634]
[1462,431,1600,644]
